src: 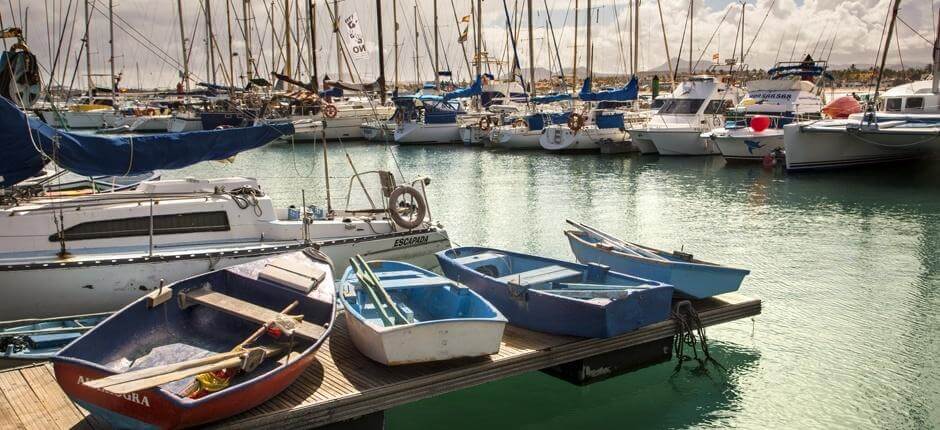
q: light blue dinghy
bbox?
[565,220,750,299]
[340,257,507,366]
[0,313,109,369]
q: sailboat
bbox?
[784,1,940,170]
[0,98,451,320]
[540,78,636,152]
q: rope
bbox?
[671,300,723,373]
[226,185,264,216]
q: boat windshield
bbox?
[885,98,902,112]
[658,99,705,114]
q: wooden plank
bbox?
[497,265,582,286]
[181,288,326,341]
[18,365,88,430]
[0,369,57,430]
[0,387,25,430]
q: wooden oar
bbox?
[566,220,667,261]
[352,255,408,325]
[350,257,396,327]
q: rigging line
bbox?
[613,0,629,76]
[449,0,474,79]
[787,15,803,62]
[743,0,776,60]
[896,15,934,45]
[543,0,568,92]
[867,1,893,100]
[692,7,732,73]
[87,2,184,71]
[43,0,77,100]
[673,3,690,83]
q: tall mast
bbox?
[572,0,578,87]
[108,0,115,103]
[284,0,292,80]
[475,0,482,79]
[243,0,253,82]
[871,0,902,113]
[688,0,693,74]
[414,4,419,83]
[586,0,592,79]
[656,0,673,86]
[226,0,235,87]
[633,0,640,75]
[527,0,534,101]
[205,0,217,84]
[393,0,400,88]
[376,0,387,103]
[177,0,191,93]
[933,8,939,94]
[270,1,276,75]
[334,0,342,81]
[83,0,93,94]
[308,0,318,90]
[433,0,439,88]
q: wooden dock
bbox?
[0,293,760,430]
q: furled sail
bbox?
[323,76,384,93]
[578,77,638,102]
[442,76,482,101]
[531,93,572,104]
[0,97,292,187]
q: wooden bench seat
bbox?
[496,265,582,286]
[179,287,326,341]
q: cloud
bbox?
[10,0,937,88]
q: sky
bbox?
[7,0,938,89]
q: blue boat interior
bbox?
[343,261,501,327]
[1,315,106,358]
[444,248,661,300]
[572,232,697,263]
[58,269,330,396]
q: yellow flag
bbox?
[460,15,471,23]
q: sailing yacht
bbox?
[539,78,638,152]
[38,97,121,130]
[393,83,466,144]
[457,79,528,145]
[707,61,827,161]
[629,76,744,155]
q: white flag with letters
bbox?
[342,13,369,60]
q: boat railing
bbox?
[341,170,434,226]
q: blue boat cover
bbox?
[0,97,292,186]
[595,111,625,129]
[578,77,638,102]
[531,93,572,104]
[392,94,465,125]
[442,76,483,101]
[319,86,343,98]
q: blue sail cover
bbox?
[442,76,483,101]
[0,97,292,187]
[578,77,638,102]
[531,93,572,104]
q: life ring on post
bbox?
[512,118,528,128]
[568,112,586,132]
[387,185,428,230]
[478,115,492,131]
[323,104,338,119]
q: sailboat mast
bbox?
[527,0,534,101]
[83,0,93,94]
[243,0,253,82]
[688,0,693,74]
[572,0,578,87]
[933,9,939,94]
[585,0,591,79]
[393,0,400,89]
[871,0,902,109]
[656,0,673,86]
[205,0,217,84]
[334,0,342,81]
[376,0,387,104]
[633,0,640,75]
[108,0,115,103]
[433,0,439,87]
[285,0,292,79]
[414,4,419,83]
[475,0,482,79]
[225,0,235,87]
[177,0,191,93]
[308,0,318,90]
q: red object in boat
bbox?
[821,96,862,119]
[750,115,771,132]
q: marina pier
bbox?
[0,294,759,429]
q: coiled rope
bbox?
[671,300,723,373]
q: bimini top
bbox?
[579,77,638,102]
[442,76,483,101]
[0,97,292,187]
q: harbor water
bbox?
[168,142,939,429]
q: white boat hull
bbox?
[395,122,460,144]
[627,129,659,154]
[490,127,543,149]
[459,126,488,146]
[713,130,784,161]
[344,313,505,365]
[783,122,936,170]
[647,128,720,155]
[0,228,450,320]
[540,126,627,151]
[40,110,118,129]
[361,121,396,141]
[167,116,203,133]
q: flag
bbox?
[712,53,720,63]
[460,15,471,23]
[458,28,469,43]
[341,13,369,60]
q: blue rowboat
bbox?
[0,313,109,370]
[52,249,335,429]
[564,224,749,299]
[435,247,674,338]
[339,259,507,365]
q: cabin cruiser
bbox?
[707,61,827,161]
[784,79,940,170]
[629,76,745,155]
[0,176,451,320]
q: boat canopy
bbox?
[442,76,483,101]
[578,77,638,102]
[0,97,292,187]
[531,93,572,104]
[392,95,465,124]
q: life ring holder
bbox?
[323,104,338,119]
[478,115,492,131]
[387,185,428,230]
[568,112,586,132]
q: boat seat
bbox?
[350,275,461,289]
[375,270,426,279]
[453,252,506,265]
[178,287,326,341]
[497,265,582,286]
[258,258,327,293]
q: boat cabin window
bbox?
[704,99,735,114]
[49,211,230,242]
[905,97,924,110]
[885,98,902,112]
[658,99,705,114]
[650,98,667,109]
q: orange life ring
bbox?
[323,104,338,119]
[478,115,492,131]
[512,118,528,128]
[568,113,586,132]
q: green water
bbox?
[170,142,940,429]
